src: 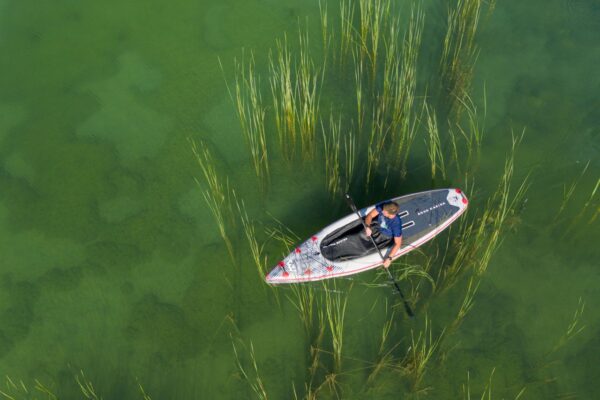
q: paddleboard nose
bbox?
[448,188,469,208]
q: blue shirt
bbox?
[375,203,403,237]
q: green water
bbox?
[0,0,598,398]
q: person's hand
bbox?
[383,258,391,268]
[365,227,372,237]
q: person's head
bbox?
[382,201,400,218]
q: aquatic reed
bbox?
[569,176,600,230]
[357,0,372,72]
[138,382,152,400]
[381,16,400,112]
[297,26,321,159]
[319,1,331,67]
[190,138,236,263]
[306,306,327,399]
[424,103,446,181]
[265,224,298,252]
[0,374,156,400]
[448,276,480,335]
[366,299,398,385]
[289,284,317,337]
[393,262,436,306]
[366,99,389,188]
[343,126,357,193]
[321,113,342,198]
[324,281,349,373]
[474,133,530,276]
[234,54,269,185]
[269,35,297,160]
[236,194,267,280]
[232,338,269,400]
[589,179,599,223]
[436,132,529,292]
[451,90,486,173]
[557,160,590,219]
[352,47,365,131]
[0,376,57,400]
[463,369,526,400]
[76,370,100,400]
[401,316,445,391]
[550,297,586,354]
[398,250,438,305]
[339,0,355,67]
[391,6,424,173]
[439,0,482,120]
[358,0,390,86]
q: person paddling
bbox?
[364,201,403,268]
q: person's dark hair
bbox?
[382,201,399,215]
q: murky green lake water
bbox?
[0,0,598,398]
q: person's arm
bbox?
[364,208,379,236]
[383,235,402,268]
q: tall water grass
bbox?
[366,300,398,385]
[297,26,321,159]
[436,133,529,291]
[268,27,321,161]
[450,90,486,173]
[289,284,317,338]
[449,276,480,334]
[424,104,446,182]
[462,369,527,400]
[232,338,269,400]
[569,176,600,231]
[233,54,270,185]
[357,0,390,86]
[269,35,297,160]
[190,139,236,263]
[319,1,331,65]
[76,370,100,400]
[556,160,590,219]
[401,316,445,391]
[439,0,483,120]
[391,6,425,174]
[236,194,267,281]
[352,47,365,132]
[550,297,586,354]
[324,281,350,372]
[322,113,356,197]
[364,4,425,186]
[343,126,357,193]
[339,0,355,67]
[474,133,530,276]
[321,114,342,197]
[366,98,389,187]
[1,376,58,399]
[588,179,600,223]
[0,374,154,400]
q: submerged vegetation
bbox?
[187,0,590,399]
[0,0,593,397]
[231,54,270,187]
[190,138,236,263]
[0,373,153,400]
[439,0,483,120]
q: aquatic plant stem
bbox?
[344,193,414,318]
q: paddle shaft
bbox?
[344,194,414,317]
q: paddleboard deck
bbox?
[265,188,468,284]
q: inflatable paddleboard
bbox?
[265,188,468,284]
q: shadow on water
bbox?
[0,278,40,358]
